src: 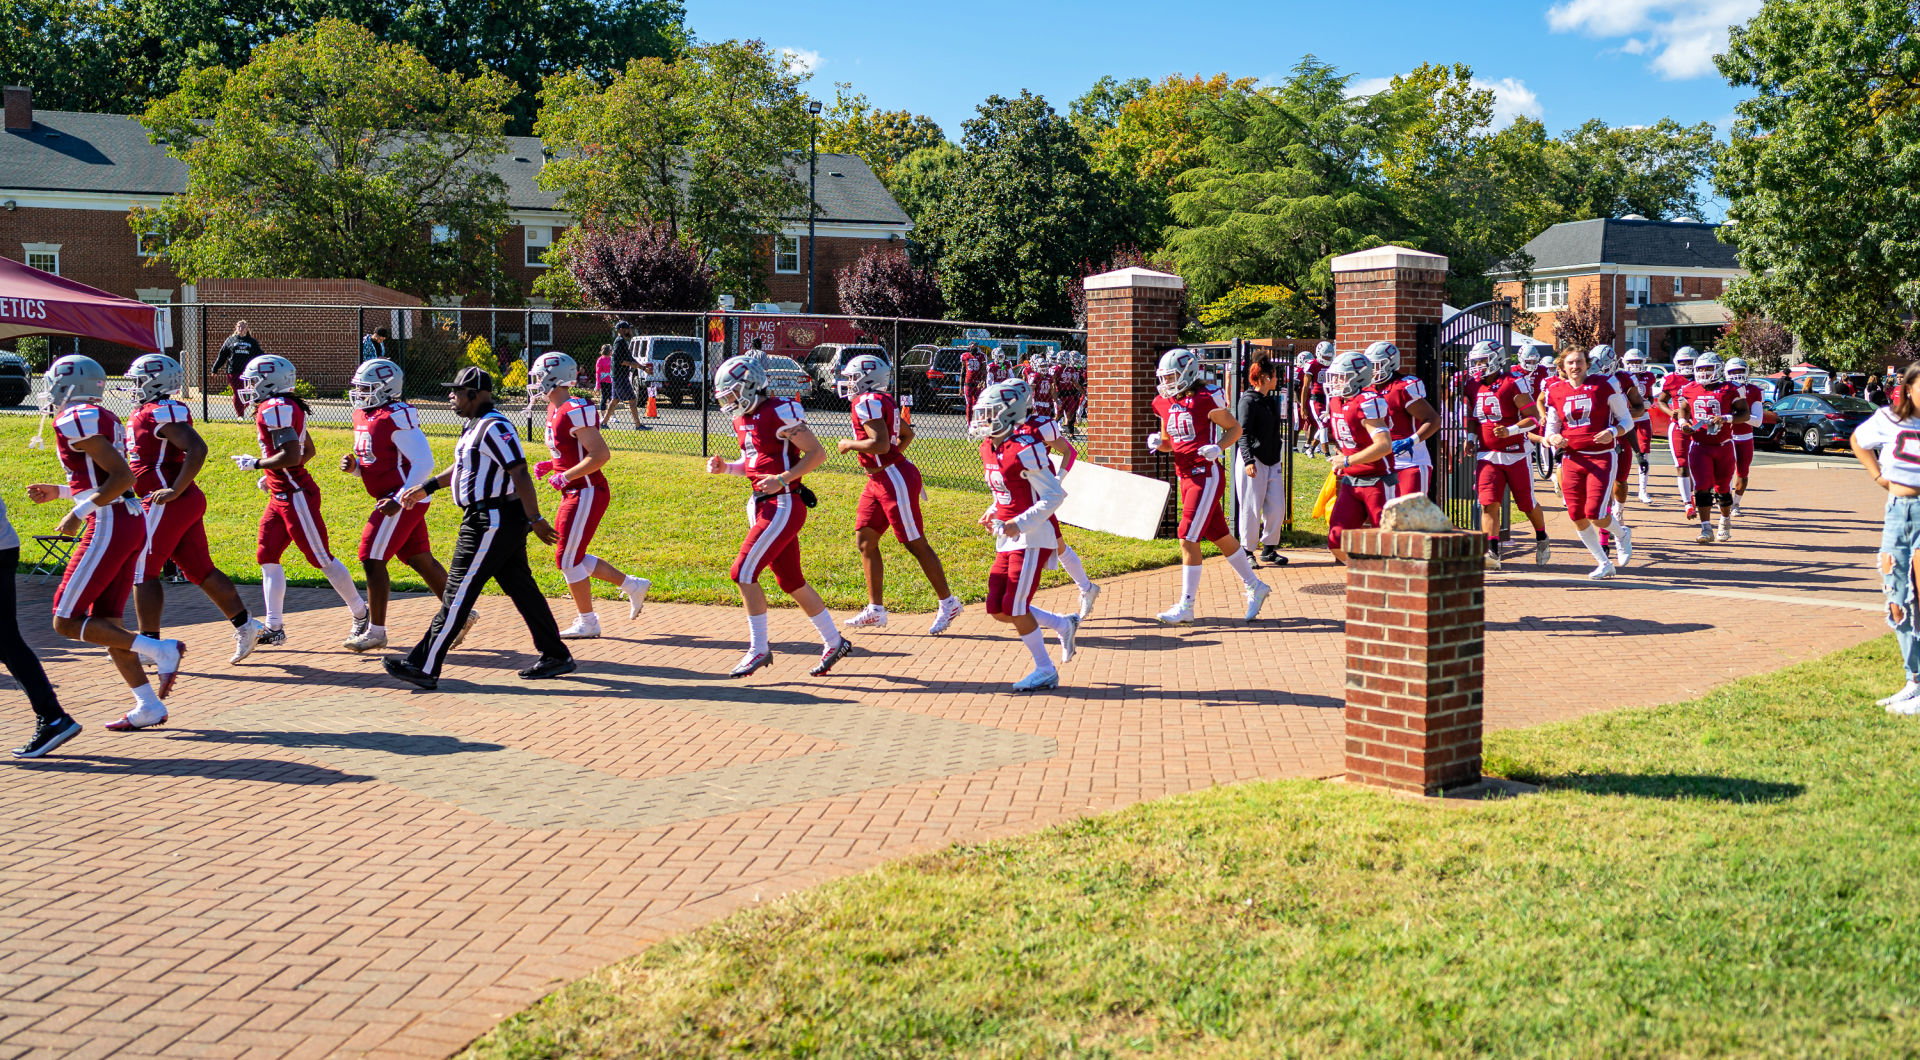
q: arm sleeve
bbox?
[394,427,435,491]
[1607,390,1634,434]
[1544,405,1562,436]
[1011,453,1067,534]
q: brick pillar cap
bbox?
[1330,246,1449,274]
[1084,266,1185,292]
[1343,529,1483,562]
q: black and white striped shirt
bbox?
[452,410,527,506]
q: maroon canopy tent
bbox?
[0,256,165,351]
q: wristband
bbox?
[70,499,98,522]
[422,478,441,495]
[56,485,73,499]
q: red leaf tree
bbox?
[836,245,945,323]
[1552,285,1616,354]
[559,222,716,312]
[1067,245,1183,328]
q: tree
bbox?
[836,245,943,323]
[914,91,1148,325]
[1084,73,1259,192]
[884,142,962,228]
[131,19,514,298]
[536,39,808,300]
[1715,0,1920,371]
[1545,119,1717,221]
[540,221,715,312]
[816,83,946,182]
[1719,313,1795,373]
[1067,75,1149,140]
[1066,245,1179,328]
[1195,284,1319,341]
[1551,286,1615,351]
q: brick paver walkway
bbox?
[0,465,1889,1058]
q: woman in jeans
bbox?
[0,494,78,756]
[1850,362,1920,712]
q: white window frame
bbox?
[527,300,553,346]
[774,235,800,274]
[22,242,59,275]
[1526,279,1568,311]
[1673,275,1684,296]
[1625,275,1650,307]
[136,230,167,258]
[524,226,552,268]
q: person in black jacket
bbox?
[212,321,264,418]
[1233,352,1290,568]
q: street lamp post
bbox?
[807,99,821,315]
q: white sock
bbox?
[809,609,843,649]
[130,682,162,715]
[1030,606,1070,635]
[1575,525,1609,565]
[940,594,961,611]
[1679,474,1692,498]
[1021,629,1051,669]
[1181,563,1202,602]
[262,563,286,628]
[1223,548,1259,588]
[1637,467,1648,490]
[1058,545,1092,592]
[1610,501,1629,529]
[367,624,386,639]
[322,558,367,618]
[747,612,769,654]
[130,634,164,662]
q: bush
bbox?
[463,335,500,377]
[554,222,716,312]
[292,379,316,400]
[13,336,49,369]
[837,245,944,323]
[502,359,529,390]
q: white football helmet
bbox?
[1466,341,1496,379]
[43,355,107,412]
[125,353,184,403]
[991,347,1011,366]
[1155,348,1203,399]
[968,379,1033,442]
[1327,350,1375,398]
[1673,346,1698,371]
[1622,348,1647,370]
[714,354,770,416]
[1693,352,1724,384]
[349,358,405,409]
[837,352,890,398]
[1588,344,1618,377]
[1518,344,1544,371]
[239,354,297,406]
[528,350,578,395]
[1724,357,1749,384]
[1294,350,1314,372]
[1482,343,1512,377]
[1364,341,1401,385]
[1314,340,1336,367]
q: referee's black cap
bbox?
[615,319,633,330]
[450,366,493,392]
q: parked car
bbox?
[804,343,888,408]
[631,335,707,407]
[761,355,812,404]
[898,344,970,412]
[1770,391,1874,452]
[0,352,29,406]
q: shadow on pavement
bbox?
[1521,771,1804,803]
[10,754,373,784]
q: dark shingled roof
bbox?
[0,111,910,227]
[1497,217,1741,274]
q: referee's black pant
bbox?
[405,502,568,677]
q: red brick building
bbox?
[1488,216,1746,360]
[0,86,910,366]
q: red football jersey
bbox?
[1329,389,1390,477]
[1730,382,1763,439]
[1626,371,1658,419]
[1542,374,1622,453]
[981,431,1052,524]
[53,402,125,493]
[1026,366,1057,409]
[984,360,1015,385]
[1464,373,1533,455]
[1679,381,1743,444]
[1152,385,1225,475]
[849,390,905,471]
[352,401,429,500]
[1658,371,1691,414]
[1379,374,1429,442]
[127,398,193,495]
[254,395,318,495]
[1302,363,1327,401]
[731,398,808,492]
[544,396,610,492]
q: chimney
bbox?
[3,87,29,132]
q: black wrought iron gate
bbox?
[1422,299,1514,529]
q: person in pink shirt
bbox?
[594,346,614,412]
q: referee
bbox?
[384,367,573,691]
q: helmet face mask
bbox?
[1673,346,1698,372]
[1155,348,1202,399]
[1364,341,1400,386]
[1314,341,1335,367]
[1724,358,1749,383]
[1328,351,1374,398]
[124,353,184,403]
[1622,348,1646,369]
[1587,344,1617,377]
[968,380,1032,442]
[1693,353,1723,384]
[714,355,769,417]
[837,353,890,399]
[349,358,405,409]
[239,354,296,407]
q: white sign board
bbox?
[1055,460,1170,541]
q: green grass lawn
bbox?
[0,416,1329,610]
[459,637,1920,1059]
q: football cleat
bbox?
[256,625,286,647]
[104,704,167,732]
[729,650,772,678]
[1715,517,1732,543]
[342,628,388,653]
[230,618,267,664]
[1156,601,1195,625]
[1587,561,1617,581]
[1244,580,1273,622]
[558,613,602,640]
[927,597,963,635]
[154,639,185,699]
[1614,523,1633,567]
[1485,549,1503,571]
[1877,681,1920,708]
[350,610,371,640]
[1077,583,1102,621]
[1637,487,1653,505]
[1012,667,1060,693]
[809,638,854,677]
[1695,524,1715,544]
[13,715,81,758]
[1056,614,1080,665]
[1534,538,1551,565]
[450,612,478,650]
[622,576,651,620]
[842,605,888,630]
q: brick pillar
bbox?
[1342,528,1484,795]
[1331,246,1448,354]
[1084,266,1184,534]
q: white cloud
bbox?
[1546,0,1762,79]
[1478,77,1544,128]
[1345,76,1394,98]
[779,47,821,77]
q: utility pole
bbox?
[807,98,821,314]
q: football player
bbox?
[705,355,851,678]
[1541,346,1635,579]
[528,351,652,639]
[1589,345,1643,566]
[835,352,963,634]
[1058,352,1086,437]
[961,346,985,413]
[229,354,369,645]
[1461,344,1550,569]
[1655,346,1700,516]
[1292,350,1317,450]
[1725,357,1763,515]
[122,353,268,663]
[1301,341,1335,457]
[985,347,1016,386]
[1148,348,1273,624]
[1621,348,1658,503]
[1676,352,1747,543]
[1025,351,1058,420]
[1366,341,1438,498]
[970,380,1079,692]
[1324,350,1394,565]
[1018,382,1102,620]
[339,358,451,652]
[25,355,183,732]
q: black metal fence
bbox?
[1428,299,1517,531]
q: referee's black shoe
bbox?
[519,654,576,680]
[383,657,439,691]
[13,714,81,758]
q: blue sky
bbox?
[688,0,1757,215]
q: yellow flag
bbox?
[1311,469,1340,521]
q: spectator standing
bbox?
[360,326,392,365]
[609,320,649,431]
[212,321,264,418]
[1233,353,1290,568]
[1851,362,1920,712]
[1867,378,1888,406]
[594,346,614,411]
